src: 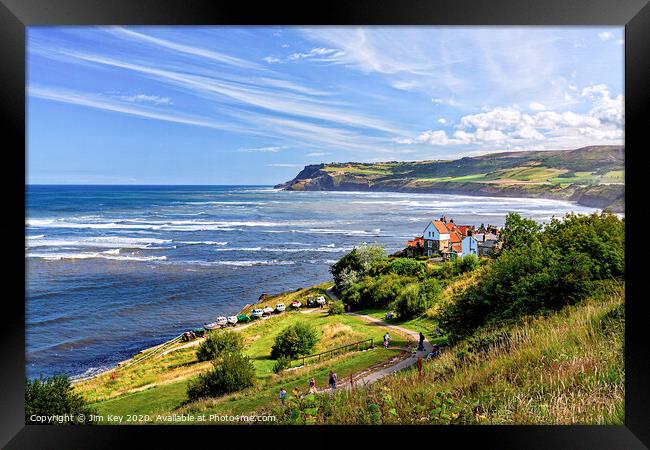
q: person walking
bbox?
[329,371,338,392]
[383,332,391,348]
[418,331,425,351]
[279,388,287,405]
[308,378,317,394]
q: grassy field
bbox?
[79,283,415,422]
[273,282,625,425]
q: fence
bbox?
[291,338,374,368]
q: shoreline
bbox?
[70,284,329,385]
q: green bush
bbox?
[457,254,480,273]
[384,258,426,277]
[187,351,255,401]
[25,375,96,424]
[342,273,415,309]
[392,278,443,319]
[271,322,319,359]
[329,300,345,315]
[273,356,292,373]
[196,330,244,362]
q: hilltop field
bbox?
[276,145,624,212]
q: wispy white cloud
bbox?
[106,27,262,70]
[28,85,242,133]
[237,145,287,153]
[119,93,173,105]
[47,48,404,136]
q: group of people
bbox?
[279,371,338,404]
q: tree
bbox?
[271,322,319,359]
[187,351,255,401]
[502,212,542,250]
[25,375,96,424]
[196,330,244,362]
[330,244,386,292]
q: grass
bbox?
[274,281,625,425]
[79,283,414,422]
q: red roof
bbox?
[451,243,462,252]
[449,231,462,243]
[457,225,474,236]
[406,236,424,247]
[431,221,450,234]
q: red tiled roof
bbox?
[449,231,462,243]
[406,236,424,247]
[457,225,474,236]
[451,243,462,252]
[431,221,449,234]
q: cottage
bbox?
[422,219,451,256]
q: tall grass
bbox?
[272,281,624,425]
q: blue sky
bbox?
[27,26,624,185]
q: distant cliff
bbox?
[275,146,624,212]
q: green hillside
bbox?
[276,146,624,212]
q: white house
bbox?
[423,220,451,256]
[461,235,479,257]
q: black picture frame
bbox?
[1,0,648,447]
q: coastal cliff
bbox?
[275,146,624,212]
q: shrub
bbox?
[329,300,345,315]
[273,356,292,373]
[25,375,96,424]
[271,322,319,359]
[196,330,244,362]
[457,254,480,274]
[392,278,442,319]
[187,351,255,401]
[384,258,426,277]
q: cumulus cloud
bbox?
[396,84,623,149]
[438,118,447,125]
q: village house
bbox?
[405,216,502,259]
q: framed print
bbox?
[1,0,648,447]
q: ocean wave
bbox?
[27,218,314,232]
[212,246,353,253]
[28,251,167,262]
[177,241,228,246]
[178,259,295,267]
[26,236,172,251]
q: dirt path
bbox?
[322,285,432,391]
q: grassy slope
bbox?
[274,281,624,425]
[81,283,413,421]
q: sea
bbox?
[26,185,601,379]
